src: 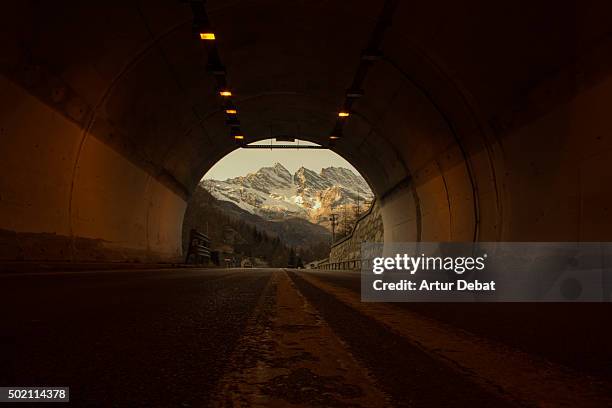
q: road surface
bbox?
[1,268,611,407]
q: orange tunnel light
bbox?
[338,111,350,118]
[199,32,216,40]
[219,90,232,97]
[225,109,237,115]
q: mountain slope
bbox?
[213,198,330,248]
[182,186,330,265]
[202,163,373,229]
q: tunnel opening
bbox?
[181,138,382,268]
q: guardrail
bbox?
[184,228,211,265]
[317,258,373,271]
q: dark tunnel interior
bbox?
[1,1,612,407]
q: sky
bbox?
[203,139,360,180]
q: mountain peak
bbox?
[294,166,331,191]
[273,162,288,171]
[203,163,373,230]
[320,166,350,174]
[257,162,291,178]
[320,166,370,193]
[294,166,311,175]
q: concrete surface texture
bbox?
[1,1,612,261]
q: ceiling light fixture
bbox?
[199,32,216,40]
[338,111,350,118]
[219,90,232,97]
[361,50,383,61]
[207,64,226,75]
[230,127,244,140]
[346,89,365,99]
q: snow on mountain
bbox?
[202,163,373,229]
[320,167,371,194]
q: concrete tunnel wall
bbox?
[0,75,187,261]
[1,1,612,262]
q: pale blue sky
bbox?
[203,139,359,180]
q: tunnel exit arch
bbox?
[2,0,611,263]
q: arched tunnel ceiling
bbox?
[3,0,612,196]
[1,1,606,188]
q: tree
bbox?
[288,247,296,268]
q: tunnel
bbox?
[3,0,612,263]
[2,1,612,406]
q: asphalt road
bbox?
[1,268,610,407]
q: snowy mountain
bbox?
[202,163,373,230]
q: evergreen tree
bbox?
[288,247,296,268]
